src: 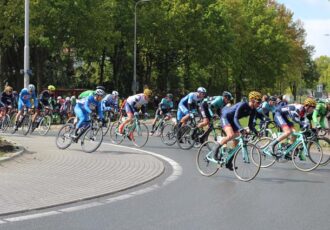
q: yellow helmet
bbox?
[143,88,152,97]
[304,98,316,107]
[248,91,262,101]
[48,85,56,91]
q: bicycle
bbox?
[305,128,330,166]
[151,111,175,137]
[10,107,33,135]
[30,106,52,135]
[0,107,11,132]
[109,115,149,148]
[56,116,103,153]
[196,133,262,182]
[253,129,323,171]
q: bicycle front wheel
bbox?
[252,137,276,168]
[56,124,74,149]
[132,122,149,148]
[196,141,219,176]
[160,123,177,146]
[177,125,195,150]
[21,115,32,136]
[81,126,103,153]
[37,115,52,135]
[292,140,323,172]
[233,143,261,182]
[109,121,124,144]
[1,114,11,131]
[102,117,111,136]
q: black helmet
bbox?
[269,96,277,102]
[222,91,233,100]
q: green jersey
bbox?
[312,102,328,128]
[78,90,95,99]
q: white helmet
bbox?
[197,87,207,93]
[65,97,70,101]
[57,96,62,100]
[112,90,119,96]
[71,96,76,100]
[28,84,35,92]
[95,89,105,97]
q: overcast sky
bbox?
[277,0,330,58]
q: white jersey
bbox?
[126,93,148,109]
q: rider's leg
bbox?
[268,114,293,154]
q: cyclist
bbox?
[0,86,15,118]
[255,95,276,130]
[102,90,119,113]
[150,93,174,134]
[268,97,317,155]
[78,86,106,99]
[177,87,207,127]
[72,88,106,139]
[215,91,262,170]
[13,84,38,131]
[118,88,152,135]
[312,98,330,129]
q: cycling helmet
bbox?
[95,89,105,97]
[144,88,152,97]
[304,98,316,107]
[166,93,173,99]
[65,97,70,101]
[269,96,277,102]
[71,96,76,100]
[57,96,62,100]
[197,87,207,93]
[28,84,35,92]
[248,91,262,101]
[96,85,105,91]
[112,90,119,96]
[48,85,56,91]
[222,91,233,100]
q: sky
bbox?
[277,0,330,58]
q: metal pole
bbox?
[133,0,151,95]
[24,0,30,88]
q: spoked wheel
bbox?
[109,121,124,144]
[132,122,149,148]
[292,140,323,172]
[252,137,276,168]
[160,123,177,146]
[317,137,330,166]
[81,126,103,153]
[233,143,261,182]
[21,115,32,136]
[177,125,195,150]
[1,114,11,131]
[37,115,52,136]
[9,114,17,134]
[56,124,74,149]
[196,141,220,177]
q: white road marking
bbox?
[0,142,182,224]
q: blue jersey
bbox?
[19,88,38,108]
[275,104,309,128]
[222,101,257,131]
[102,94,119,112]
[257,101,275,117]
[179,92,202,110]
[76,95,103,119]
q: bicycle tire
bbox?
[160,123,177,146]
[252,137,276,168]
[196,141,219,176]
[132,122,149,148]
[177,125,195,150]
[109,121,124,144]
[317,137,330,166]
[21,115,31,136]
[101,117,111,136]
[292,140,323,172]
[9,113,17,134]
[55,124,74,149]
[1,114,11,131]
[81,125,103,153]
[233,143,261,182]
[37,115,52,136]
[66,116,76,124]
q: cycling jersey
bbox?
[18,88,38,110]
[312,102,328,128]
[221,101,257,132]
[0,92,14,106]
[177,92,202,121]
[125,93,148,114]
[274,104,310,129]
[205,96,227,117]
[102,94,119,112]
[74,95,103,128]
[39,90,52,107]
[78,90,95,99]
[155,98,174,118]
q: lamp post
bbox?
[133,0,151,94]
[24,0,30,88]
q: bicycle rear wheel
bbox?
[21,115,31,135]
[56,124,74,149]
[252,137,276,168]
[233,143,261,182]
[160,123,177,146]
[177,125,195,150]
[292,140,323,172]
[81,126,103,153]
[1,114,11,131]
[196,141,219,176]
[37,115,52,135]
[316,137,330,166]
[109,121,124,144]
[132,122,149,148]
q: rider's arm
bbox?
[84,96,93,114]
[233,102,246,131]
[97,101,104,119]
[248,109,258,133]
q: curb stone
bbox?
[0,140,25,163]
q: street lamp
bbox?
[133,0,151,94]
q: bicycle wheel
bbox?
[81,125,103,153]
[160,123,177,146]
[233,143,261,182]
[177,125,195,150]
[132,122,149,148]
[55,124,74,149]
[292,140,323,172]
[109,121,124,144]
[66,116,75,124]
[102,117,111,136]
[317,137,330,166]
[196,141,219,176]
[9,113,17,134]
[21,115,32,136]
[37,115,52,136]
[1,114,11,131]
[252,137,276,168]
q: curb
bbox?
[0,140,25,163]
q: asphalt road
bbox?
[1,130,330,230]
